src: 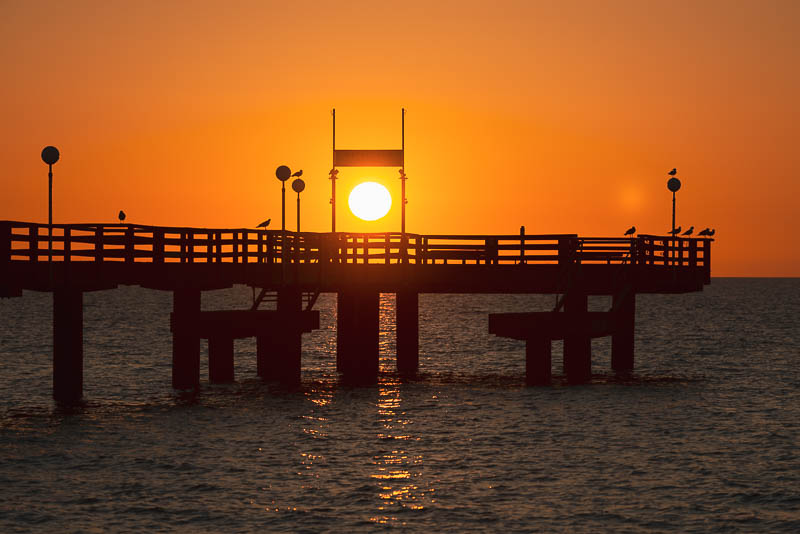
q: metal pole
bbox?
[296,192,300,232]
[672,191,676,234]
[671,190,676,266]
[281,181,286,231]
[48,163,53,254]
[332,108,336,233]
[48,163,53,284]
[401,108,406,234]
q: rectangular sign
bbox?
[334,149,404,167]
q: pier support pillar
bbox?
[172,289,200,390]
[53,289,83,403]
[525,337,552,386]
[396,291,419,375]
[611,289,636,372]
[337,289,379,384]
[208,336,235,383]
[336,292,351,372]
[563,292,591,384]
[259,289,302,386]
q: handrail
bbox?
[0,221,712,270]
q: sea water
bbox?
[1,279,798,532]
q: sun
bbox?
[348,182,392,221]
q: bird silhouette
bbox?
[682,226,694,236]
[668,226,681,236]
[624,226,636,236]
[257,219,271,228]
[118,210,126,222]
[698,228,711,236]
[668,168,677,176]
[291,170,303,177]
[707,229,715,236]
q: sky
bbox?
[1,0,798,276]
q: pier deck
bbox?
[0,221,712,401]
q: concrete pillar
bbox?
[258,288,302,386]
[563,291,591,384]
[53,288,83,403]
[611,289,636,372]
[208,336,235,383]
[172,289,200,390]
[396,291,419,375]
[337,289,379,384]
[525,337,552,386]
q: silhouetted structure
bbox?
[0,221,712,402]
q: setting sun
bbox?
[348,182,392,221]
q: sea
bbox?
[0,278,798,533]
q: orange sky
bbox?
[1,0,798,276]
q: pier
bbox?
[0,221,711,402]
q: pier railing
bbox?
[0,222,711,271]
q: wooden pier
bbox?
[0,221,712,402]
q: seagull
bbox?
[291,169,303,177]
[668,226,681,236]
[682,226,694,236]
[118,210,126,222]
[257,218,271,228]
[624,226,636,236]
[698,228,711,236]
[668,168,677,176]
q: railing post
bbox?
[385,233,390,264]
[64,227,71,263]
[0,222,10,278]
[125,226,134,264]
[558,237,576,267]
[189,231,196,263]
[95,227,104,263]
[0,222,10,267]
[486,237,498,265]
[688,239,697,268]
[703,239,712,284]
[29,224,38,263]
[677,238,684,267]
[154,229,165,264]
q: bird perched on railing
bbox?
[257,219,271,228]
[668,168,677,176]
[118,210,126,223]
[668,226,681,236]
[682,226,694,236]
[291,170,303,177]
[624,226,636,236]
[698,228,715,237]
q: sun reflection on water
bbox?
[369,375,434,524]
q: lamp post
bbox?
[667,174,681,234]
[41,146,60,274]
[667,171,681,266]
[292,178,305,232]
[275,165,291,231]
